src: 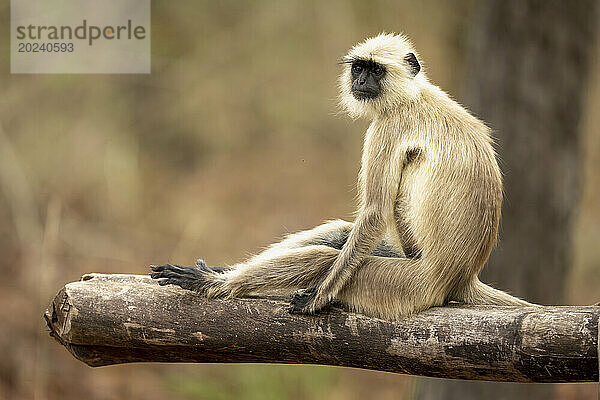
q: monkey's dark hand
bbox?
[150,260,215,293]
[288,288,330,315]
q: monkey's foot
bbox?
[288,288,330,315]
[150,260,217,293]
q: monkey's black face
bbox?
[350,59,386,100]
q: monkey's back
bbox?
[396,86,502,283]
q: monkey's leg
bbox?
[151,245,340,297]
[335,256,535,319]
[218,253,444,319]
[150,219,404,298]
[292,257,536,318]
[288,255,439,318]
[150,220,352,292]
[153,217,400,276]
[152,218,356,278]
[220,253,446,319]
[251,219,353,257]
[244,218,402,263]
[335,257,424,319]
[194,219,353,275]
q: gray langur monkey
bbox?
[150,33,533,320]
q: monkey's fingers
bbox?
[150,270,191,280]
[288,288,320,315]
[149,264,184,273]
[150,264,191,274]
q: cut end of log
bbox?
[45,287,70,346]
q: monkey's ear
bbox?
[404,53,420,77]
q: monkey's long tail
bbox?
[454,278,535,307]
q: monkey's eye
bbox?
[373,65,384,77]
[351,64,363,74]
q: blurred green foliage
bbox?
[167,365,335,400]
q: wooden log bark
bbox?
[44,273,599,383]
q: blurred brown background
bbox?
[1,1,599,399]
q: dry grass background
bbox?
[0,1,598,399]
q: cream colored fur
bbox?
[192,33,533,320]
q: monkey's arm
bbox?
[290,144,404,314]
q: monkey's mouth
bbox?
[352,89,379,100]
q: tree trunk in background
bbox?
[420,0,598,399]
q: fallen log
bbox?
[44,273,599,383]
